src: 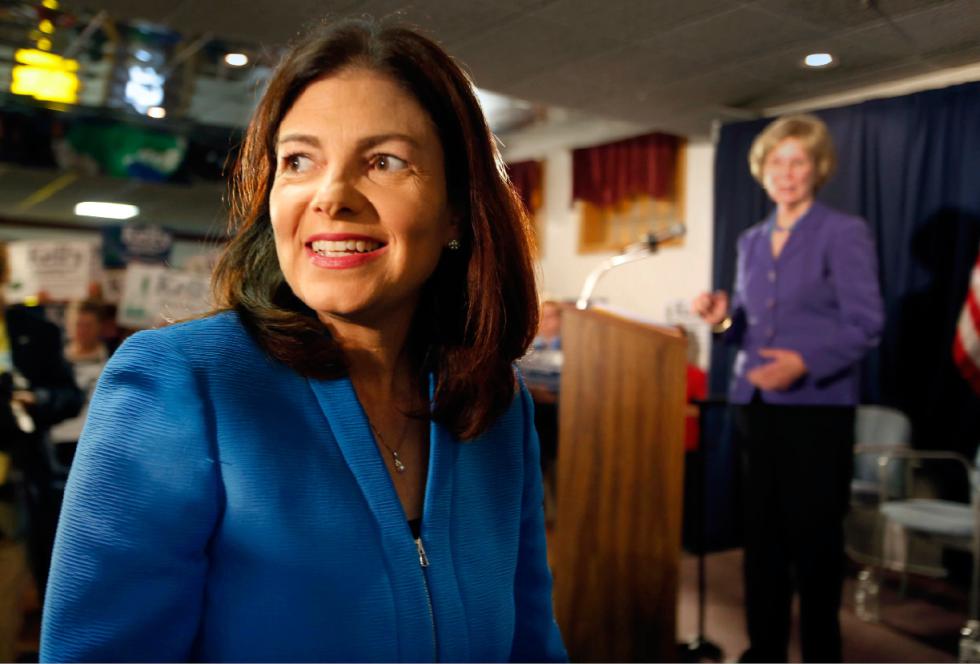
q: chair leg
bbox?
[960,619,980,662]
[971,498,979,622]
[855,566,881,623]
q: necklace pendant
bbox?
[392,453,406,473]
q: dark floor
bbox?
[677,549,964,663]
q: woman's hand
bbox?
[692,291,729,326]
[747,348,807,391]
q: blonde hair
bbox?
[748,114,837,190]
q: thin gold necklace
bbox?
[369,421,408,473]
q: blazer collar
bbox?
[765,199,826,262]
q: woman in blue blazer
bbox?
[41,18,567,663]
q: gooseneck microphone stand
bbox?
[575,224,685,310]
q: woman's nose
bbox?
[774,165,794,180]
[312,171,362,219]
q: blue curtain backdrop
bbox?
[711,81,980,459]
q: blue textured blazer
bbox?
[40,311,567,663]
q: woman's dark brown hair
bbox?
[212,17,539,440]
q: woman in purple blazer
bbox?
[695,115,884,663]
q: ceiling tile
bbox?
[451,14,622,89]
[646,4,826,66]
[503,43,708,110]
[751,0,956,31]
[892,0,980,54]
[337,0,523,47]
[749,59,936,108]
[528,0,732,43]
[740,34,916,86]
[649,68,778,110]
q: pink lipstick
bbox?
[305,233,387,269]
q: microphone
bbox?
[576,223,686,310]
[627,223,686,253]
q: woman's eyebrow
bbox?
[277,133,320,148]
[276,132,422,151]
[356,133,421,151]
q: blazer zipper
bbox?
[415,536,438,662]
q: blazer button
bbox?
[768,270,776,282]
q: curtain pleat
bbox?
[572,132,680,208]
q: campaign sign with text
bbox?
[102,224,173,268]
[117,263,211,328]
[4,240,100,302]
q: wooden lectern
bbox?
[553,305,687,662]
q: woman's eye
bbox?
[372,154,409,172]
[281,154,313,174]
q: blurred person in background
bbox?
[532,299,562,351]
[98,303,127,356]
[49,300,110,468]
[521,299,565,523]
[42,18,566,663]
[693,114,884,662]
[520,299,563,395]
[0,242,82,599]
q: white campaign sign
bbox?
[117,263,212,329]
[4,240,100,302]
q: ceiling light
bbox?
[39,19,54,34]
[75,202,140,220]
[147,106,166,119]
[224,52,248,67]
[803,52,834,68]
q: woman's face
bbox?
[539,302,561,339]
[269,68,456,327]
[762,137,816,209]
[73,311,101,347]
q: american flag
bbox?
[953,247,980,394]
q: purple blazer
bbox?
[725,201,884,406]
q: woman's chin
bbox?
[772,193,812,208]
[308,302,367,321]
